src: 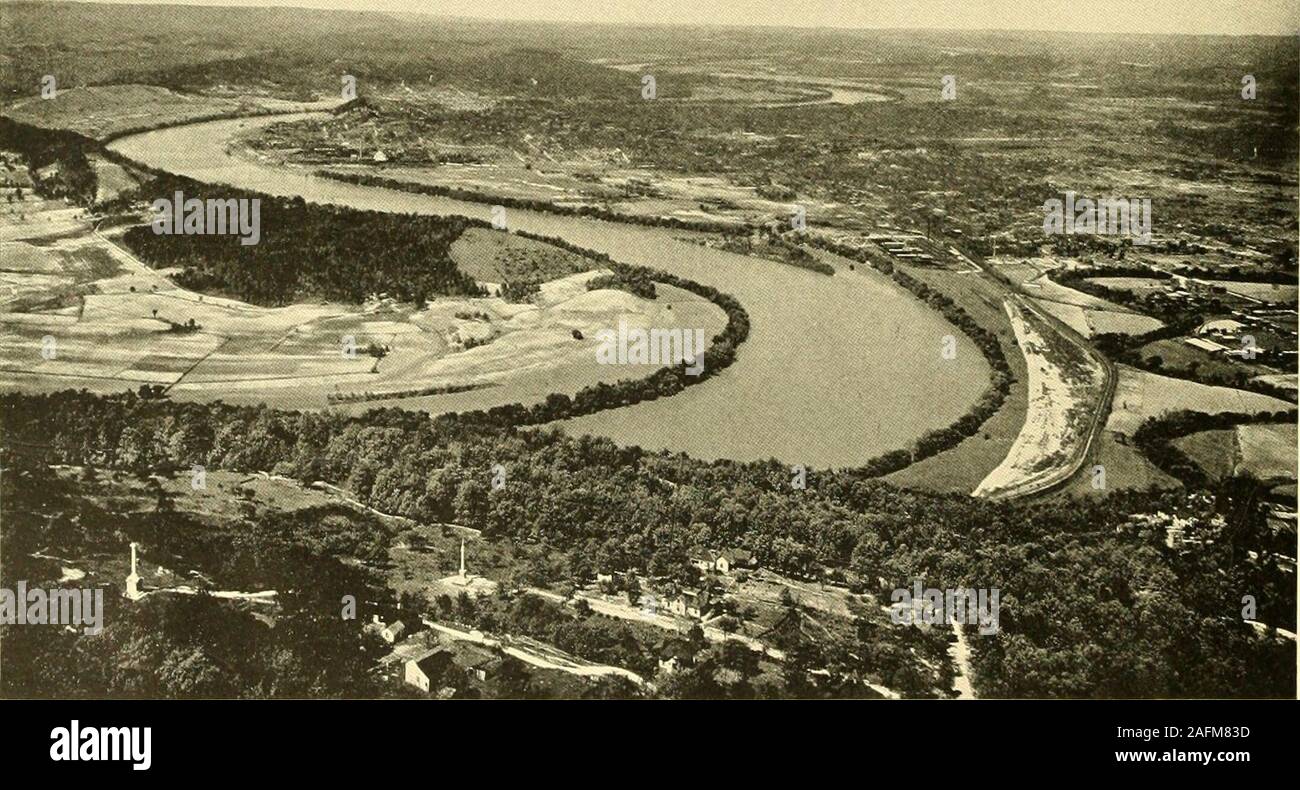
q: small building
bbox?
[467,656,503,682]
[656,638,697,674]
[715,549,756,575]
[1184,337,1228,353]
[404,650,454,693]
[667,587,711,619]
[381,620,407,644]
[691,548,758,575]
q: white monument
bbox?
[124,542,144,601]
[440,538,497,597]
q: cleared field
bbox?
[1030,298,1163,339]
[1172,429,1238,481]
[1033,273,1131,311]
[1236,422,1298,481]
[1106,366,1294,436]
[1,85,245,140]
[1253,373,1298,392]
[331,278,726,412]
[1208,281,1299,304]
[1085,310,1163,336]
[1058,433,1181,497]
[1031,298,1091,335]
[449,227,591,285]
[1,219,722,410]
[0,205,90,243]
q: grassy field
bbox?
[1236,422,1298,481]
[2,85,250,140]
[1107,365,1294,437]
[1138,338,1265,382]
[449,227,592,285]
[1167,422,1296,484]
[1172,429,1238,481]
[1057,433,1181,497]
[1209,281,1299,304]
[1,208,722,411]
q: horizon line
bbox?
[14,0,1300,39]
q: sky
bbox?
[78,0,1300,36]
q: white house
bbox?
[404,650,452,693]
[381,620,407,644]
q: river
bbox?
[108,115,987,468]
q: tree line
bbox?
[2,389,1292,697]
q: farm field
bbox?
[1172,429,1239,481]
[0,206,724,410]
[1208,280,1299,304]
[1173,422,1297,483]
[1236,422,1298,481]
[1106,366,1294,437]
[1058,433,1181,497]
[0,84,323,141]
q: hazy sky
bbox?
[83,0,1300,35]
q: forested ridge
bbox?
[1,390,1292,697]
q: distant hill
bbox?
[2,84,247,141]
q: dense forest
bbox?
[120,173,484,305]
[1,390,1292,697]
[0,117,98,203]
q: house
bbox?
[715,549,756,575]
[595,572,615,584]
[656,638,697,674]
[381,620,407,644]
[466,655,503,682]
[692,548,758,575]
[404,650,454,693]
[667,587,711,619]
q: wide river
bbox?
[109,115,988,468]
